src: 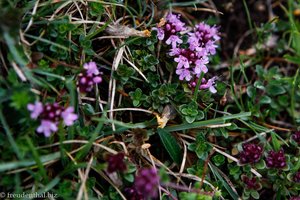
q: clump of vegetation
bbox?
[1,0,300,199]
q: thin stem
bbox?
[193,72,204,101]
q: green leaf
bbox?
[123,173,134,182]
[271,132,281,151]
[185,116,196,123]
[254,80,265,90]
[247,86,256,98]
[212,154,225,166]
[259,95,271,104]
[157,128,182,164]
[284,54,300,64]
[266,84,285,96]
[133,100,140,107]
[278,95,289,106]
[255,65,265,77]
[255,159,266,169]
[82,103,95,115]
[197,111,204,120]
[250,190,260,199]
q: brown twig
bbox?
[199,149,215,189]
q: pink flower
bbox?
[154,13,186,43]
[134,168,159,199]
[152,27,165,40]
[166,35,182,49]
[195,22,220,42]
[176,68,192,81]
[174,55,190,69]
[199,77,217,93]
[239,143,263,164]
[166,13,186,31]
[169,47,181,56]
[188,34,200,51]
[107,153,127,173]
[194,57,209,75]
[78,61,103,93]
[83,61,99,75]
[265,149,286,169]
[27,101,43,119]
[93,76,102,83]
[37,120,58,137]
[61,107,78,126]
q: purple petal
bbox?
[36,120,58,137]
[61,107,78,126]
[27,101,43,119]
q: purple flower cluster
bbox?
[153,13,186,46]
[154,13,219,91]
[107,153,127,173]
[27,101,77,137]
[265,149,286,169]
[134,167,159,199]
[242,175,261,190]
[293,171,300,183]
[77,61,102,93]
[292,131,300,145]
[239,143,263,164]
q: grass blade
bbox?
[210,163,239,200]
[0,152,61,172]
[164,112,251,132]
[157,128,182,164]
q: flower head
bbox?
[242,175,261,190]
[154,13,186,42]
[28,102,78,137]
[27,101,43,119]
[265,149,286,169]
[134,167,159,199]
[194,23,220,45]
[107,153,127,173]
[154,14,220,84]
[78,61,102,93]
[61,107,78,126]
[239,143,263,164]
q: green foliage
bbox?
[129,88,147,107]
[180,101,204,123]
[188,134,212,160]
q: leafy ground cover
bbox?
[1,0,300,199]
